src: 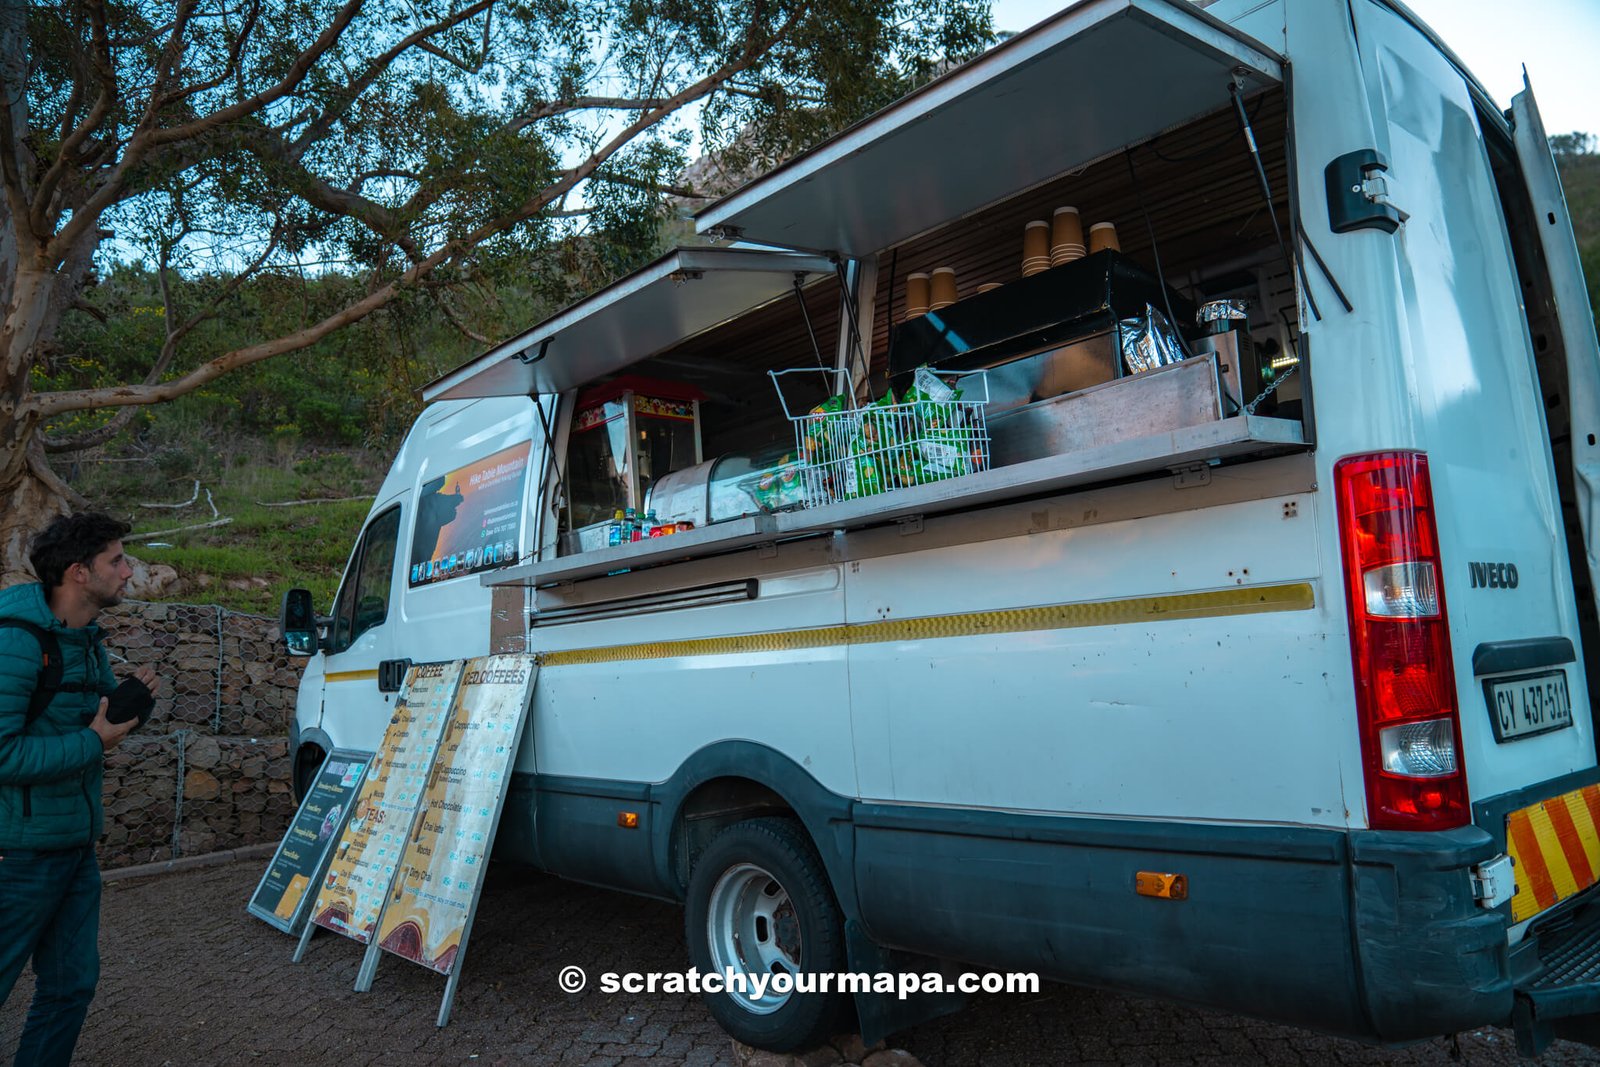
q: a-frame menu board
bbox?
[293,661,463,960]
[356,655,538,1026]
[248,748,372,935]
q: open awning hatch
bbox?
[424,247,836,401]
[694,0,1283,258]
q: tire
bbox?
[292,745,323,804]
[685,817,847,1052]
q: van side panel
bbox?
[844,485,1341,824]
[524,537,856,798]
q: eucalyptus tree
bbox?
[0,0,990,576]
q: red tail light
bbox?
[1335,452,1469,831]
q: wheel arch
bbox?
[652,741,858,919]
[290,726,336,803]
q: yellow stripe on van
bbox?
[1507,785,1600,923]
[325,669,380,683]
[537,582,1315,668]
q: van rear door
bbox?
[1351,1,1595,813]
[1510,81,1600,638]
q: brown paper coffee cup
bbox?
[1023,221,1050,262]
[1051,207,1084,256]
[1089,222,1120,254]
[905,272,930,318]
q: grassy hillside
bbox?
[70,440,382,617]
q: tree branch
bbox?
[415,3,493,73]
[431,290,493,345]
[48,0,366,260]
[71,299,107,323]
[510,95,673,132]
[588,172,701,200]
[31,4,119,239]
[0,2,39,248]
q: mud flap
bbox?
[845,919,969,1046]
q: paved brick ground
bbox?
[4,858,1600,1066]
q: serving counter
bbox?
[487,411,1304,591]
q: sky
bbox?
[990,0,1600,139]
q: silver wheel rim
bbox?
[705,861,801,1014]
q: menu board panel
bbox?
[375,655,536,974]
[247,749,371,934]
[309,661,463,944]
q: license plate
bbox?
[1485,670,1572,742]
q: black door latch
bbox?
[377,658,413,693]
[1325,149,1404,234]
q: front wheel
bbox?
[685,817,846,1051]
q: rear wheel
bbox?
[685,817,846,1051]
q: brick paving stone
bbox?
[4,858,1600,1066]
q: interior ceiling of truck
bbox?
[629,274,842,454]
[695,0,1282,257]
[626,88,1289,405]
[867,88,1290,383]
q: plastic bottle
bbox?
[607,509,625,547]
[625,507,640,542]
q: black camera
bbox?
[105,677,155,727]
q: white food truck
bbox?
[279,0,1600,1054]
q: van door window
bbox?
[328,506,401,653]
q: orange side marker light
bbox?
[1135,871,1188,900]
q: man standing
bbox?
[0,513,159,1066]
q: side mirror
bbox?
[280,588,320,656]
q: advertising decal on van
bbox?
[410,441,532,586]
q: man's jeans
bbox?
[0,846,101,1067]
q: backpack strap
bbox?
[0,619,72,729]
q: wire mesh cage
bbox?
[770,367,992,509]
[94,602,299,866]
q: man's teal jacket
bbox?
[0,583,116,850]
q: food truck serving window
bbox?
[409,440,532,586]
[565,377,704,541]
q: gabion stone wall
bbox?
[93,602,303,869]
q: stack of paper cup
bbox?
[1050,207,1085,266]
[1022,221,1050,277]
[929,267,958,310]
[905,272,930,319]
[1088,222,1121,254]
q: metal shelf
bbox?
[487,414,1303,590]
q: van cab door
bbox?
[1510,82,1600,622]
[320,501,405,753]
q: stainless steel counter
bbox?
[487,413,1304,590]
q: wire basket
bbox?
[769,368,991,508]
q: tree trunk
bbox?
[0,267,82,586]
[0,443,83,588]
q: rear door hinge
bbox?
[1472,854,1516,908]
[1172,462,1211,489]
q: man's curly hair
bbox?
[29,513,132,591]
